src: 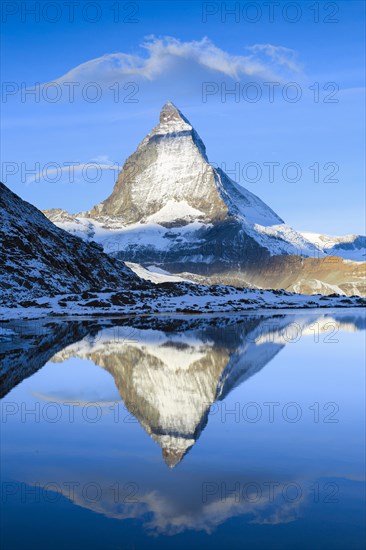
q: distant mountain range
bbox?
[300,231,366,262]
[44,101,365,297]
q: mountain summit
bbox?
[159,100,201,133]
[89,100,229,224]
[45,102,366,296]
[87,101,311,252]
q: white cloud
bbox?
[49,36,302,85]
[26,157,121,185]
[247,43,302,73]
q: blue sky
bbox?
[1,0,365,234]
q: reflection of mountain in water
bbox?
[2,312,362,467]
[2,313,364,540]
[53,317,278,467]
[7,314,356,467]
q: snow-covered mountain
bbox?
[5,179,362,314]
[300,232,366,262]
[44,101,365,297]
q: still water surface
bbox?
[1,310,365,549]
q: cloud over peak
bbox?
[51,36,302,85]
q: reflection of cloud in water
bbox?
[24,478,297,534]
[24,470,334,536]
[32,391,121,407]
[21,459,364,536]
[21,462,363,535]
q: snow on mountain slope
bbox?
[300,232,366,261]
[214,168,283,227]
[216,168,320,257]
[125,262,190,284]
[42,208,96,240]
[145,200,205,224]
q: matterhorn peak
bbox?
[78,103,319,251]
[154,101,205,149]
[88,101,225,223]
[159,100,187,125]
